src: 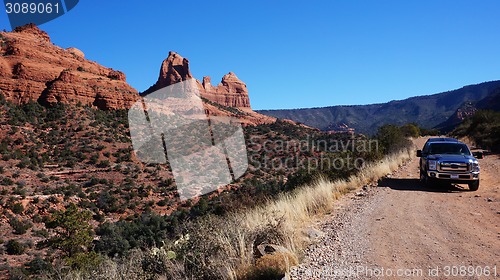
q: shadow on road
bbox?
[378,178,468,193]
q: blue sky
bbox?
[1,0,499,110]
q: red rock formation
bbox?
[144,51,193,94]
[0,24,139,110]
[13,23,50,42]
[447,102,477,124]
[202,72,251,108]
[144,51,251,108]
[66,47,84,58]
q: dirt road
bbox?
[291,138,500,279]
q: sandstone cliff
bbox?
[0,24,139,110]
[202,72,251,108]
[142,51,276,125]
[144,51,251,108]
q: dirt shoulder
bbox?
[291,138,499,279]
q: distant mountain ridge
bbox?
[258,80,500,134]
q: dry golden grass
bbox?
[255,251,299,272]
[236,251,298,280]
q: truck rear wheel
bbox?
[469,180,479,191]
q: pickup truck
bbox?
[417,138,483,191]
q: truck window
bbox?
[428,143,471,155]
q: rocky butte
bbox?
[143,51,275,125]
[143,51,251,108]
[0,24,139,110]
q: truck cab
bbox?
[417,138,482,191]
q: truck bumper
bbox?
[427,171,479,183]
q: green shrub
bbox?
[376,124,411,155]
[400,123,420,138]
[94,213,171,257]
[65,251,103,270]
[44,203,94,258]
[6,239,26,255]
[25,257,53,274]
[97,160,110,168]
[452,110,500,152]
[16,158,30,169]
[33,229,49,238]
[156,199,167,207]
[96,190,118,213]
[89,153,99,164]
[420,127,440,136]
[11,202,24,214]
[9,217,32,234]
[1,176,14,185]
